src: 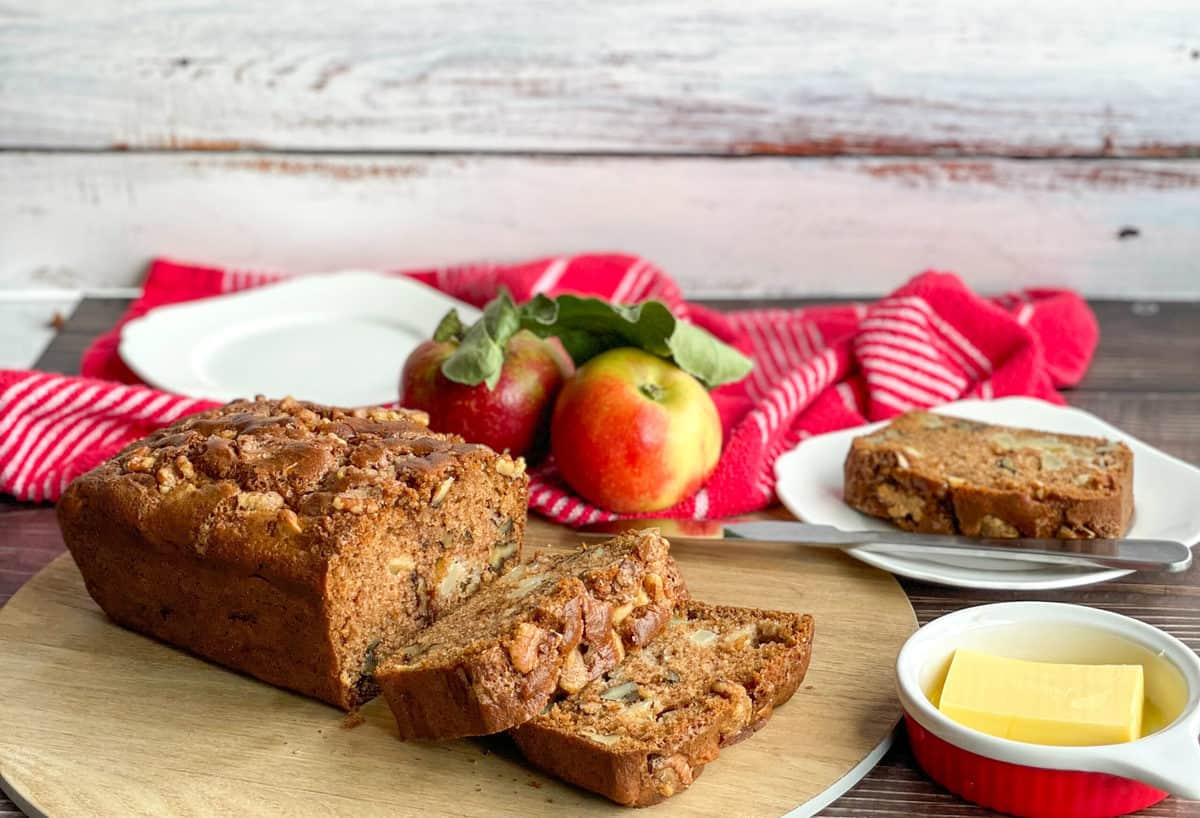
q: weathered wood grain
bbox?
[2,0,1198,156]
[3,154,1199,296]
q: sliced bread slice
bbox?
[844,410,1133,538]
[511,601,814,806]
[376,530,685,740]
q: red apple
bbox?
[400,329,573,458]
[550,347,722,513]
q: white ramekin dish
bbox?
[896,601,1200,818]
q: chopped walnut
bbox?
[978,515,1020,537]
[237,491,285,512]
[277,508,303,534]
[155,466,177,494]
[488,540,519,570]
[125,455,155,473]
[722,624,757,651]
[495,456,527,479]
[430,476,455,508]
[600,681,640,703]
[506,622,544,674]
[557,647,588,694]
[642,573,665,602]
[367,408,406,422]
[332,494,375,514]
[580,730,621,747]
[387,555,416,576]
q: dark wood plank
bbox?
[30,297,129,376]
[2,296,1198,818]
[1063,392,1200,464]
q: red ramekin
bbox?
[896,602,1200,818]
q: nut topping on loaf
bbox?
[375,531,686,740]
[511,601,814,806]
[843,410,1133,538]
[58,397,528,710]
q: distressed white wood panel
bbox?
[2,153,1197,298]
[2,0,1198,156]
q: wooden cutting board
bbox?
[0,523,917,818]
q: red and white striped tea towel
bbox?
[2,255,1098,524]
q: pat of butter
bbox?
[937,649,1144,746]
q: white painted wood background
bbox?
[3,154,1198,296]
[4,0,1198,155]
[2,0,1199,367]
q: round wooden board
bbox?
[0,532,917,818]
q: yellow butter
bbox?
[937,649,1144,746]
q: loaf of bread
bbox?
[57,397,528,710]
[512,601,814,806]
[844,410,1133,538]
[376,531,685,740]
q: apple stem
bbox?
[639,382,666,402]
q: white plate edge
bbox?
[118,271,481,401]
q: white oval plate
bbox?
[774,397,1200,590]
[120,271,481,406]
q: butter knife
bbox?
[722,521,1192,573]
[577,519,1192,573]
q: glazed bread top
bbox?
[59,397,528,591]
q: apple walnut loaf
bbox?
[57,397,528,710]
[376,531,685,740]
[844,410,1133,538]
[511,601,814,806]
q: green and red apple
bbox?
[550,347,722,513]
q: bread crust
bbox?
[57,397,528,710]
[844,411,1133,538]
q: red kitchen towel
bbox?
[3,255,1097,522]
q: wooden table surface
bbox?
[2,297,1198,818]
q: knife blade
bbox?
[721,521,1193,573]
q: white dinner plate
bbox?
[120,271,481,406]
[774,397,1200,590]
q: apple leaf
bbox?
[432,309,465,343]
[436,291,754,390]
[520,295,753,389]
[439,292,521,389]
[664,320,756,390]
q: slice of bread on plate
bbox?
[844,410,1133,538]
